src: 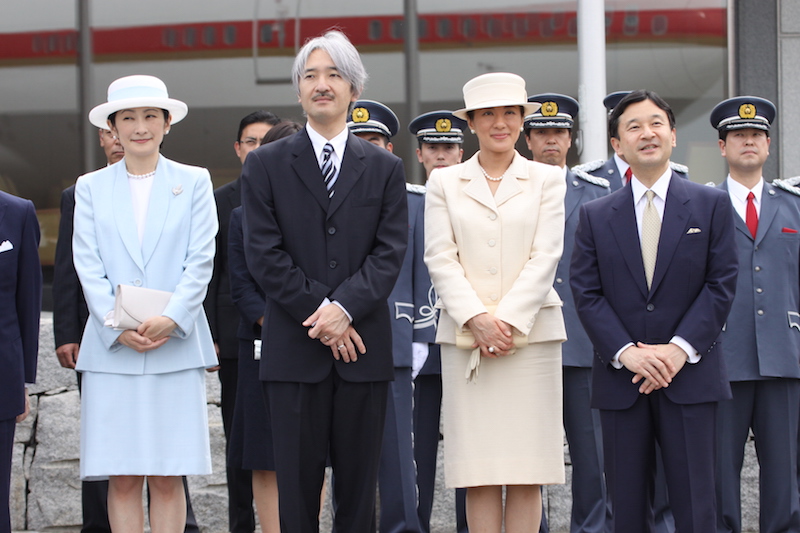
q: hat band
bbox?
[109,86,169,102]
[418,134,464,144]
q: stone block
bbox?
[30,315,78,396]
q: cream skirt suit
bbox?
[424,151,567,488]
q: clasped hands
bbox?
[303,304,365,363]
[466,313,514,358]
[117,316,177,353]
[619,342,688,395]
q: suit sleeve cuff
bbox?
[671,336,700,363]
[612,342,634,369]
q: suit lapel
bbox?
[564,170,583,220]
[755,183,778,246]
[461,154,498,213]
[719,180,759,242]
[328,133,367,218]
[141,156,170,266]
[291,131,331,212]
[227,178,240,210]
[0,194,7,229]
[609,186,648,298]
[493,153,525,207]
[648,174,691,296]
[112,162,145,270]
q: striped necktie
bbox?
[321,143,337,198]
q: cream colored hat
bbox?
[89,75,188,129]
[452,72,541,121]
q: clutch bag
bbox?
[112,284,174,332]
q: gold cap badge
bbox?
[541,101,559,117]
[435,118,452,132]
[739,103,756,119]
[352,107,369,123]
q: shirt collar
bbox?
[726,175,764,205]
[306,123,349,161]
[613,153,629,176]
[631,166,672,204]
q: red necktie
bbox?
[746,191,758,239]
[624,167,632,185]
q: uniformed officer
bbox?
[524,94,611,533]
[711,96,800,533]
[407,110,469,533]
[347,100,422,533]
[574,91,689,191]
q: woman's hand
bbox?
[117,329,170,353]
[138,316,178,342]
[466,313,514,358]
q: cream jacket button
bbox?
[490,294,498,301]
[488,239,496,247]
[489,213,497,220]
[489,267,497,275]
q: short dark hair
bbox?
[718,128,770,141]
[608,90,676,140]
[108,108,169,127]
[236,110,281,141]
[260,121,303,145]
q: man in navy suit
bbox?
[574,91,689,193]
[204,109,279,533]
[0,190,41,533]
[570,90,738,532]
[241,30,407,532]
[525,93,611,533]
[710,96,800,533]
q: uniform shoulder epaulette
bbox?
[406,183,426,195]
[670,161,689,174]
[772,176,800,197]
[572,168,610,189]
[572,159,605,173]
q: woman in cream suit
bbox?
[73,75,218,533]
[424,73,566,533]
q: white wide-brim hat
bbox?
[89,75,188,129]
[452,72,541,121]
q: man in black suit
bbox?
[570,90,738,532]
[0,190,41,533]
[204,109,279,533]
[241,30,407,533]
[53,128,198,533]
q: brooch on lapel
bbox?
[172,185,183,196]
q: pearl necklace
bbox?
[478,164,505,182]
[126,170,156,180]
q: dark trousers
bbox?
[716,379,800,533]
[267,373,388,533]
[1,418,14,533]
[601,393,717,533]
[379,367,422,533]
[219,358,256,533]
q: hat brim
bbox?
[89,97,188,130]
[453,101,541,121]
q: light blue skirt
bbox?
[80,368,211,480]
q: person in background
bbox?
[710,96,800,533]
[524,93,611,533]
[424,72,567,533]
[0,189,41,533]
[74,74,218,533]
[53,125,199,533]
[406,109,469,533]
[228,120,304,533]
[205,109,280,533]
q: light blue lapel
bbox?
[141,156,171,266]
[112,161,145,270]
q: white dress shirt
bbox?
[726,175,763,222]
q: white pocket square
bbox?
[0,240,13,253]
[686,228,702,234]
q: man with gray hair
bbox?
[241,30,408,532]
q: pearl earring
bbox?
[520,126,524,132]
[470,129,476,134]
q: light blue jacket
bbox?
[73,155,218,375]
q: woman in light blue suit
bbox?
[73,75,218,533]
